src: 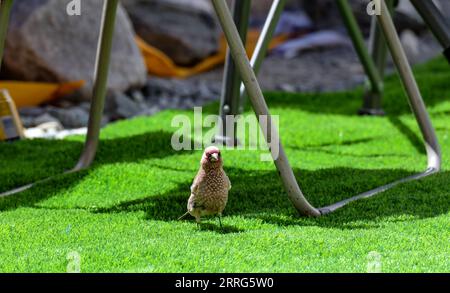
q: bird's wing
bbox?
[191,168,205,194]
[226,174,231,190]
[188,193,205,211]
[190,175,200,194]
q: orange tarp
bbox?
[0,80,85,108]
[137,30,288,78]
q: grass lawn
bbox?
[0,57,449,273]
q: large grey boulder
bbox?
[122,0,220,66]
[3,0,147,100]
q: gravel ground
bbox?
[189,46,366,93]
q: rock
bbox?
[181,97,196,109]
[78,102,92,112]
[158,96,172,109]
[129,89,146,105]
[144,76,221,111]
[107,91,143,119]
[34,113,61,126]
[401,30,441,65]
[19,107,46,117]
[302,0,371,32]
[122,0,220,66]
[396,0,422,23]
[47,106,90,128]
[248,0,274,22]
[137,105,161,117]
[394,0,426,34]
[400,29,420,63]
[435,0,450,16]
[19,116,36,128]
[144,77,176,97]
[4,0,147,101]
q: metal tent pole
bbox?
[74,0,119,170]
[214,0,251,146]
[359,0,395,116]
[376,0,441,172]
[239,0,286,109]
[360,15,387,115]
[336,0,383,101]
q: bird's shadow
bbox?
[197,222,244,234]
[95,193,243,233]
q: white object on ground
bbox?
[25,121,86,139]
[272,30,351,59]
[275,10,312,35]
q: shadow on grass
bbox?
[0,123,447,230]
[1,139,447,229]
[0,130,194,208]
[198,222,244,234]
[289,136,411,159]
[87,166,449,230]
[230,168,450,229]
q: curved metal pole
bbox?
[360,15,387,115]
[212,0,440,216]
[359,0,395,116]
[376,0,441,171]
[319,0,442,214]
[74,0,119,170]
[212,0,321,217]
[215,0,251,146]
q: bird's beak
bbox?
[210,153,219,162]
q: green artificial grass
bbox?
[0,57,449,272]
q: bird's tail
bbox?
[178,211,190,221]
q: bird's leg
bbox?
[217,215,223,229]
[196,216,201,230]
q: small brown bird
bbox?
[178,146,231,228]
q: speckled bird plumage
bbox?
[180,146,231,225]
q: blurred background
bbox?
[1,0,449,138]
